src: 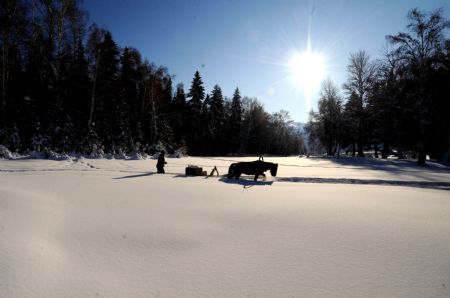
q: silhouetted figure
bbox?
[156,151,167,173]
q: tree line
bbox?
[0,0,304,157]
[306,8,450,165]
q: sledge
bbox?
[185,165,207,176]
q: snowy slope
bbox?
[1,156,449,297]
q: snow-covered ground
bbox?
[1,156,449,297]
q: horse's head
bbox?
[270,163,278,176]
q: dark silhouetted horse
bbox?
[227,157,278,181]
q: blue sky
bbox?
[84,0,450,122]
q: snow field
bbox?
[0,156,449,297]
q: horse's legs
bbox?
[254,172,263,181]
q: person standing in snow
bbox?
[156,151,167,173]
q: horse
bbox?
[227,157,278,181]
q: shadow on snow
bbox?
[219,177,274,188]
[113,172,156,179]
[276,176,450,190]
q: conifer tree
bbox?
[93,30,119,152]
[209,84,225,154]
[186,70,205,153]
[200,94,211,153]
[156,75,174,147]
[63,37,90,151]
[0,0,28,129]
[117,47,139,150]
[342,92,360,156]
[171,83,187,147]
[229,87,242,154]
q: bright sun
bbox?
[288,51,326,91]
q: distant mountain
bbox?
[289,122,306,134]
[289,122,312,154]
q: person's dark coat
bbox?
[156,152,167,173]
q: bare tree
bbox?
[376,45,403,159]
[343,50,377,156]
[319,78,343,156]
[387,8,450,165]
[86,24,102,129]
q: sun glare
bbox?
[288,51,326,91]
